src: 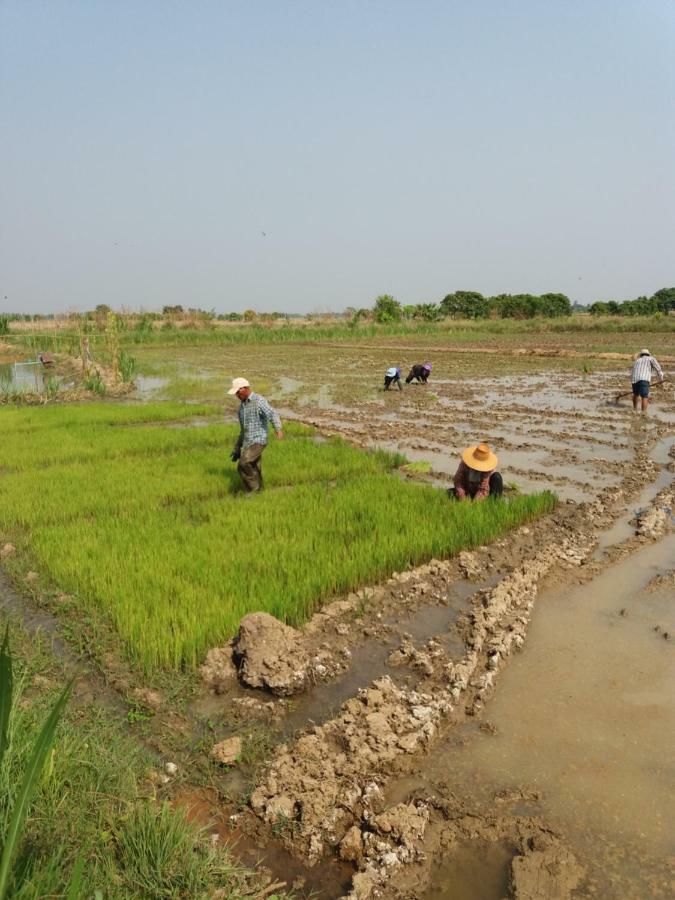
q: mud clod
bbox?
[200,643,238,693]
[233,612,310,696]
[210,736,242,766]
[511,837,584,899]
[131,687,164,710]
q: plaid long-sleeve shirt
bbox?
[631,355,663,384]
[234,392,282,451]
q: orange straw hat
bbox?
[462,442,498,472]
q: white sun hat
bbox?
[227,377,250,395]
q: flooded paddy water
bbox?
[387,536,675,899]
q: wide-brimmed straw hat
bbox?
[462,442,498,472]
[228,377,250,395]
[639,348,650,356]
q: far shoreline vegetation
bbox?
[1,286,674,340]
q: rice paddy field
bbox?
[0,401,554,672]
[1,319,674,900]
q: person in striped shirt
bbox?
[228,377,283,492]
[631,349,664,414]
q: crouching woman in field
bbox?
[384,366,402,390]
[405,363,432,384]
[450,443,503,501]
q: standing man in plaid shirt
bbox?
[228,378,283,492]
[631,349,665,414]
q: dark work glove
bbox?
[230,450,240,462]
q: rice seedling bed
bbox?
[1,402,556,672]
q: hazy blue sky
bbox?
[1,1,673,314]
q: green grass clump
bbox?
[0,623,288,898]
[401,460,432,474]
[1,403,556,672]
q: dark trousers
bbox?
[449,472,503,500]
[384,375,402,390]
[238,443,265,492]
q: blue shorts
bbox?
[632,380,650,398]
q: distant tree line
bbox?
[369,290,573,323]
[588,287,675,317]
[2,286,673,327]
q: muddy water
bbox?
[424,841,513,900]
[406,537,675,897]
[595,436,673,555]
[134,374,169,397]
[0,570,67,656]
[283,584,477,737]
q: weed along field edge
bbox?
[0,321,674,899]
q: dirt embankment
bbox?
[245,535,587,898]
[220,445,673,899]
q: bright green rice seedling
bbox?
[0,403,556,672]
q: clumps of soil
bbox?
[635,488,674,539]
[457,550,482,578]
[210,736,242,766]
[449,538,585,716]
[199,643,238,693]
[130,687,164,711]
[346,802,430,899]
[246,538,590,897]
[644,570,675,593]
[250,676,452,862]
[511,833,584,899]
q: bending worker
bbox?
[384,366,403,391]
[228,377,283,492]
[405,362,432,384]
[631,348,665,414]
[451,443,503,501]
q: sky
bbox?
[1,1,674,315]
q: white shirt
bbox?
[631,355,663,384]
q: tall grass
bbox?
[1,403,556,672]
[0,624,288,898]
[9,313,674,358]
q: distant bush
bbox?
[373,294,403,323]
[588,287,674,317]
[0,315,9,335]
[439,291,571,319]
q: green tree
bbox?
[539,293,572,317]
[411,303,441,321]
[440,291,488,319]
[651,287,675,313]
[373,294,403,323]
